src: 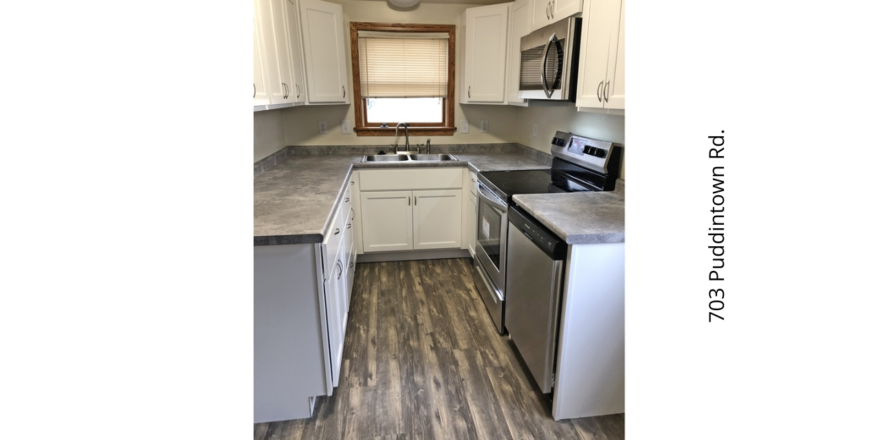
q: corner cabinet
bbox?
[575,0,624,112]
[298,0,350,104]
[460,4,509,104]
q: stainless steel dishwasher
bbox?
[505,205,568,393]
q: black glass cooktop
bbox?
[478,169,599,202]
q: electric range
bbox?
[472,131,622,334]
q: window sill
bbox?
[354,127,456,137]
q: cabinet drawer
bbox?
[359,168,463,191]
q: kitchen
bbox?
[253,0,625,438]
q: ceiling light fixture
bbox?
[388,0,419,8]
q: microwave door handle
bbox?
[540,33,558,99]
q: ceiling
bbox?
[347,0,509,5]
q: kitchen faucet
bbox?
[395,122,410,153]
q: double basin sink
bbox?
[362,153,458,163]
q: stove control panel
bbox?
[550,131,615,174]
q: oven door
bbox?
[475,181,508,293]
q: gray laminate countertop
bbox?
[512,192,625,245]
[254,153,549,245]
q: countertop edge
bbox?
[513,194,626,245]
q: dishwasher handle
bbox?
[509,205,567,260]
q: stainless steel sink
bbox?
[362,155,410,162]
[361,153,458,162]
[408,154,458,161]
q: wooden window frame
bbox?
[349,22,456,137]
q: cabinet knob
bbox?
[334,228,340,235]
[344,197,350,202]
[346,223,352,229]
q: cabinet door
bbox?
[506,0,531,105]
[324,255,345,388]
[530,0,553,32]
[467,191,477,256]
[256,0,292,105]
[413,190,462,250]
[298,0,349,103]
[553,0,583,22]
[465,4,509,103]
[605,0,624,110]
[253,15,271,106]
[360,191,414,253]
[575,0,621,109]
[283,0,307,104]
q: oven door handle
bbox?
[476,182,508,213]
[540,33,558,99]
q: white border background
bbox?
[2,0,879,438]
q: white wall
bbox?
[254,109,287,162]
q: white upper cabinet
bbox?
[506,0,531,105]
[253,14,271,106]
[531,0,582,32]
[605,0,624,110]
[576,0,624,112]
[283,0,307,104]
[255,0,297,105]
[298,0,350,104]
[461,4,509,104]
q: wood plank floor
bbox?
[254,258,624,440]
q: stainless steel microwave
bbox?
[518,17,581,101]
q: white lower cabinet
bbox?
[360,190,414,252]
[325,246,346,388]
[413,190,462,250]
[254,189,356,423]
[360,189,463,253]
[358,169,466,254]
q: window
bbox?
[349,23,456,136]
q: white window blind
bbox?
[358,31,449,98]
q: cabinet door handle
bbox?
[282,83,289,99]
[597,81,603,102]
[604,80,610,102]
[468,86,471,98]
[348,261,353,269]
[295,84,300,98]
[337,260,343,279]
[408,196,411,206]
[346,223,352,229]
[414,196,417,206]
[344,197,350,202]
[342,86,346,98]
[253,84,256,98]
[350,181,355,186]
[551,0,555,18]
[334,228,340,235]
